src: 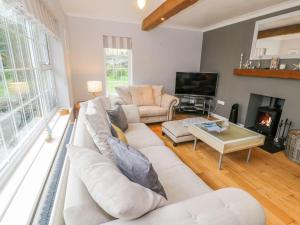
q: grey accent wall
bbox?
[201,6,300,129]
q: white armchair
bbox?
[111,85,179,124]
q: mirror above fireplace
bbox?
[250,11,300,60]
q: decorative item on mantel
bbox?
[270,57,280,70]
[293,62,300,71]
[279,64,286,70]
[239,53,244,69]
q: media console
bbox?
[176,95,214,115]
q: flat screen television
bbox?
[175,72,218,97]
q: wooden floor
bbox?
[148,117,300,225]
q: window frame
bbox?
[0,12,57,186]
[103,47,133,96]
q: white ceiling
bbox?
[59,0,298,30]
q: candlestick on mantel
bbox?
[239,53,244,69]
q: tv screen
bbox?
[175,72,218,96]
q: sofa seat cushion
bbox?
[139,106,168,117]
[125,123,164,149]
[139,146,212,205]
[102,188,265,225]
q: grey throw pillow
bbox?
[107,105,128,132]
[107,137,167,199]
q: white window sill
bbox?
[0,111,71,225]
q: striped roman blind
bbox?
[103,35,132,49]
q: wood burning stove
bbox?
[255,106,282,136]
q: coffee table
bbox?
[188,122,265,169]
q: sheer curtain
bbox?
[1,0,58,37]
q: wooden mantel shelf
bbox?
[233,68,300,80]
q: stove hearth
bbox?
[245,94,285,153]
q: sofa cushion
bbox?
[64,161,113,225]
[111,124,128,144]
[68,146,167,220]
[107,105,128,132]
[139,146,212,204]
[130,85,154,106]
[152,85,163,106]
[115,86,132,104]
[107,137,167,199]
[84,98,114,160]
[139,106,168,117]
[74,102,98,151]
[125,123,164,149]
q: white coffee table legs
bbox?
[218,153,224,170]
[193,137,198,150]
[246,148,252,163]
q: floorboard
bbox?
[148,116,300,225]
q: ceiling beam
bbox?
[142,0,199,31]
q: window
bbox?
[0,11,56,176]
[103,35,132,96]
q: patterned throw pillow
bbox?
[84,98,114,160]
[107,137,167,199]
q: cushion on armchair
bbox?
[115,86,133,104]
[130,85,154,106]
[152,85,163,106]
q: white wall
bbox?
[67,16,203,102]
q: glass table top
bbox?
[194,122,260,142]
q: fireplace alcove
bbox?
[245,93,285,153]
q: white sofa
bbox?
[64,98,265,225]
[114,85,179,124]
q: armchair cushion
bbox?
[115,86,133,104]
[139,106,168,117]
[152,85,163,106]
[130,85,154,106]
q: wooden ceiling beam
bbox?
[142,0,199,31]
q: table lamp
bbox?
[87,81,102,97]
[8,82,29,95]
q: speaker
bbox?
[229,104,239,124]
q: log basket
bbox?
[285,130,300,164]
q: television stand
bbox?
[176,95,214,115]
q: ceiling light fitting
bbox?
[137,0,146,9]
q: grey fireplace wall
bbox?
[200,6,300,129]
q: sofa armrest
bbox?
[121,104,140,123]
[161,94,179,121]
[102,188,265,225]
